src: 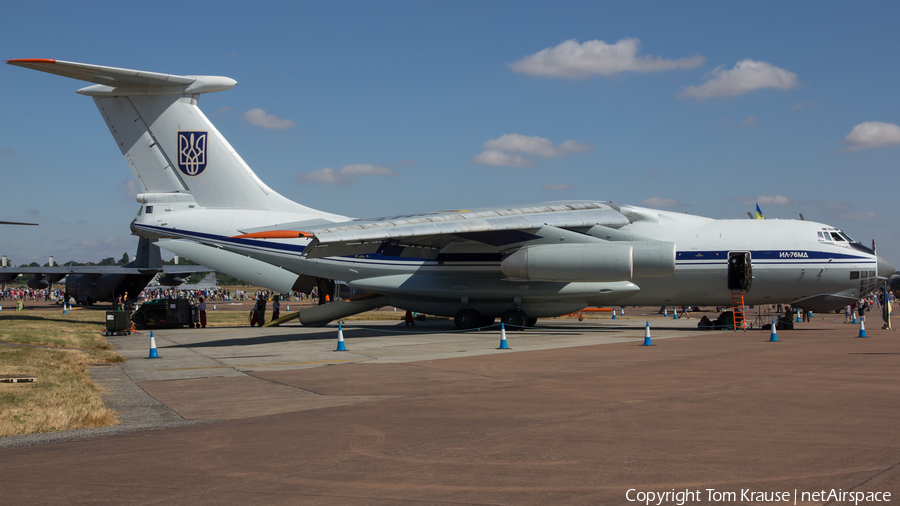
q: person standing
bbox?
[198,297,207,328]
[858,298,867,323]
[271,295,281,321]
[251,294,267,327]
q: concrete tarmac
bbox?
[1,312,898,504]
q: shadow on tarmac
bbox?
[170,321,629,348]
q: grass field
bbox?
[0,310,125,437]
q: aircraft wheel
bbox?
[525,317,538,327]
[454,309,482,330]
[501,310,527,329]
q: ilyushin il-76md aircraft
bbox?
[8,59,896,328]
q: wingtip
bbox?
[6,58,57,64]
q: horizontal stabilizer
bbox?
[158,239,300,293]
[6,59,236,96]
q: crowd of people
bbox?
[136,287,319,304]
[0,287,64,302]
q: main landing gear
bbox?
[455,308,492,330]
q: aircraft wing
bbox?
[0,265,210,281]
[234,201,630,258]
[159,265,212,275]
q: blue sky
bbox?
[2,1,899,267]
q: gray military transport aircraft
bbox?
[0,237,208,305]
[8,59,896,328]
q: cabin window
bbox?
[870,271,876,277]
[850,271,860,280]
[145,206,153,214]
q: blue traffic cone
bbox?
[0,303,3,311]
[663,307,668,317]
[148,331,159,358]
[768,318,779,342]
[857,320,867,338]
[335,323,347,351]
[642,321,654,346]
[673,307,679,319]
[287,303,290,311]
[796,308,802,323]
[852,311,858,324]
[611,308,617,319]
[213,304,216,311]
[498,323,510,349]
[62,303,67,315]
[620,307,624,316]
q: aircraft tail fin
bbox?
[7,59,320,214]
[127,237,162,269]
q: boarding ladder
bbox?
[731,290,746,331]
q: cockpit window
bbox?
[819,229,856,244]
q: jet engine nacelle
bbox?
[157,275,185,286]
[500,241,675,282]
[27,277,50,289]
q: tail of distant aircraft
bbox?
[127,237,162,269]
[7,59,321,214]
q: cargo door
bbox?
[727,251,752,291]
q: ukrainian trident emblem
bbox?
[177,131,208,176]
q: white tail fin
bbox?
[8,59,316,213]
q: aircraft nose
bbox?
[877,255,896,279]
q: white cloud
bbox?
[842,211,878,220]
[732,195,795,206]
[241,108,296,129]
[484,134,592,158]
[641,197,684,208]
[741,116,756,126]
[118,179,140,201]
[298,164,399,184]
[678,59,798,100]
[472,150,533,168]
[509,38,705,79]
[472,134,592,167]
[757,195,794,206]
[842,121,900,151]
[544,184,575,191]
